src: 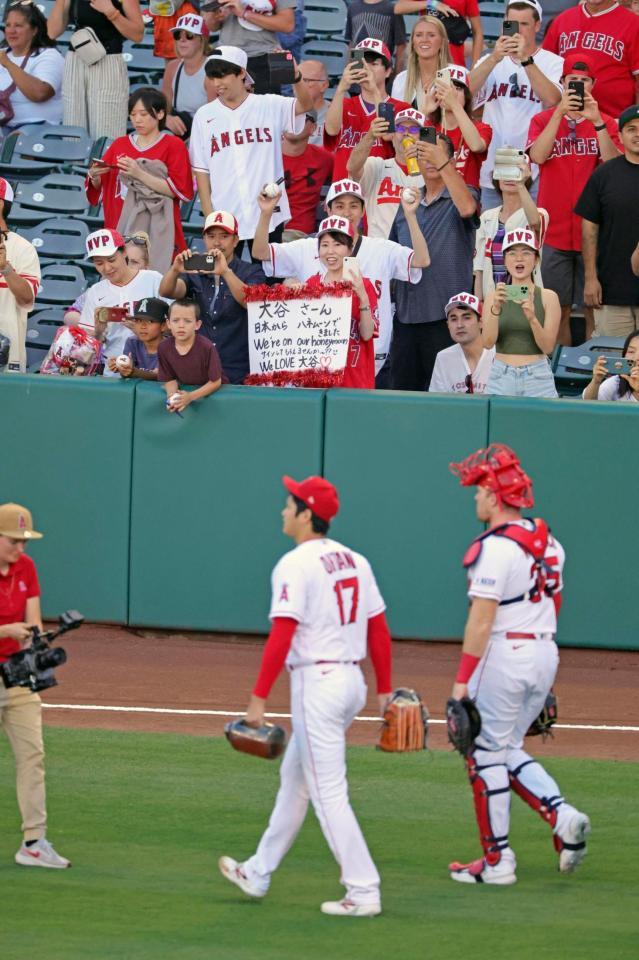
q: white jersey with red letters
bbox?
[466,520,565,638]
[270,538,386,668]
[189,94,305,239]
[359,157,424,239]
[263,234,422,372]
[543,2,639,119]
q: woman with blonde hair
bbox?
[161,13,210,139]
[391,16,450,113]
[125,231,151,269]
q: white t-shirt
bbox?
[0,48,64,128]
[582,376,639,402]
[270,537,386,667]
[429,342,495,394]
[189,93,305,239]
[473,50,563,190]
[467,520,565,637]
[359,157,424,240]
[0,232,40,372]
[264,234,422,372]
[79,269,164,374]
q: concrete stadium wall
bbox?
[1,376,636,649]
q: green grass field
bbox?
[0,728,636,960]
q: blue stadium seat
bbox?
[122,41,165,84]
[0,125,94,179]
[18,218,90,261]
[301,40,349,81]
[551,336,625,397]
[12,174,92,226]
[36,264,87,307]
[305,0,348,39]
[26,309,65,348]
[26,343,48,373]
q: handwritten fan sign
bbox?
[245,279,353,388]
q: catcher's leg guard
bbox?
[465,749,512,867]
[506,748,564,833]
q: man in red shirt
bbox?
[0,503,70,869]
[282,110,334,237]
[527,54,622,344]
[543,0,639,118]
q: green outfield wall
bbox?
[1,376,636,649]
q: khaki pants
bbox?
[0,685,46,841]
[593,305,639,338]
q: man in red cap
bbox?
[527,55,622,345]
[445,444,590,886]
[219,475,393,917]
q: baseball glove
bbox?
[446,697,482,756]
[225,720,287,760]
[378,688,429,752]
[526,691,558,740]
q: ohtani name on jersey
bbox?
[557,30,625,62]
[487,82,540,104]
[549,136,600,159]
[320,550,356,574]
[210,127,273,155]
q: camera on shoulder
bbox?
[1,610,84,693]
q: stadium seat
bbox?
[26,309,65,349]
[551,336,625,397]
[480,0,506,44]
[25,343,48,373]
[12,174,93,226]
[305,0,348,39]
[182,194,206,238]
[0,125,94,180]
[301,40,349,81]
[18,218,90,261]
[36,264,86,307]
[122,42,165,84]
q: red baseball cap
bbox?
[562,55,594,79]
[282,475,340,522]
[0,178,14,203]
[355,38,392,66]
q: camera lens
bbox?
[35,647,67,671]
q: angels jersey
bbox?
[189,93,305,239]
[359,156,424,239]
[467,520,565,638]
[270,537,386,667]
[264,234,421,372]
[543,2,639,119]
[323,94,411,181]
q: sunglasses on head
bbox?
[125,235,149,247]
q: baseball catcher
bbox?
[378,688,429,751]
[445,444,590,885]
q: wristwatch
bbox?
[520,56,535,67]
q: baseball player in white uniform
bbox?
[189,46,313,240]
[219,475,393,917]
[251,179,430,375]
[447,444,590,885]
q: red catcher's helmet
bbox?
[449,444,534,508]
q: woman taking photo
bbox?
[47,0,144,139]
[583,332,639,402]
[482,228,560,398]
[0,1,64,130]
[86,87,192,271]
[161,13,209,139]
[391,16,450,113]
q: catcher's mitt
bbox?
[378,688,429,752]
[225,720,287,760]
[446,697,481,756]
[526,692,557,740]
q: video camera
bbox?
[1,610,84,693]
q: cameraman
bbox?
[0,503,70,869]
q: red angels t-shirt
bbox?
[324,95,411,181]
[433,119,492,190]
[543,3,639,118]
[308,274,379,388]
[0,553,40,662]
[440,0,480,66]
[526,109,622,250]
[283,145,334,234]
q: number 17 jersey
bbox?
[269,538,386,668]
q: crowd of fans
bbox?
[0,0,637,404]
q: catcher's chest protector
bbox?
[463,519,556,605]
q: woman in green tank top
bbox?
[482,229,560,398]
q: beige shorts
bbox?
[593,305,639,339]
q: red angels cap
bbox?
[203,210,239,235]
[0,502,43,540]
[355,37,392,66]
[503,228,539,253]
[449,444,534,508]
[170,13,209,35]
[448,64,470,88]
[325,179,364,209]
[0,178,14,203]
[86,228,126,258]
[445,292,481,317]
[561,55,594,79]
[395,108,427,128]
[283,475,340,522]
[317,216,356,242]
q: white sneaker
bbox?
[15,838,71,869]
[320,899,381,917]
[218,856,265,898]
[555,812,591,873]
[449,855,517,885]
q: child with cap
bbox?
[429,292,495,394]
[158,297,224,412]
[106,297,168,379]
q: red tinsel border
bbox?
[244,369,345,389]
[244,279,353,303]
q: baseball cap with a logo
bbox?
[447,64,470,88]
[561,55,594,79]
[133,298,169,323]
[86,228,125,258]
[325,179,364,210]
[0,503,43,540]
[503,228,539,252]
[355,37,392,66]
[205,46,254,85]
[317,216,356,243]
[395,108,427,129]
[203,210,239,235]
[282,475,340,522]
[170,13,209,35]
[0,178,14,203]
[445,292,482,317]
[619,105,639,132]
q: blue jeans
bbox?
[486,359,558,398]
